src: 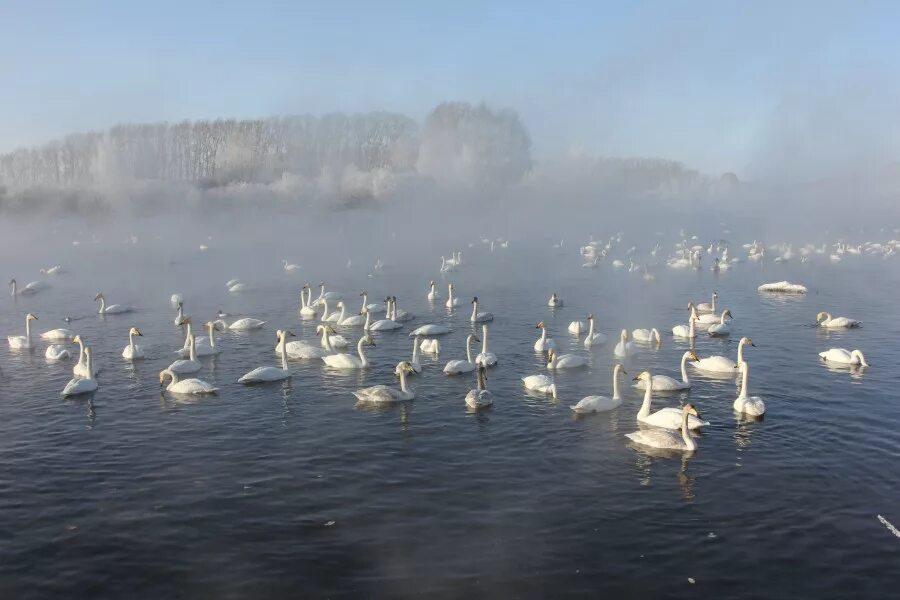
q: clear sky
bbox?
[2,1,898,177]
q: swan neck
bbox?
[412,338,419,361]
[25,316,32,340]
[76,338,85,363]
[323,329,334,352]
[738,360,749,398]
[470,300,477,321]
[612,366,620,399]
[638,380,653,417]
[399,370,409,393]
[680,353,690,384]
[128,330,135,350]
[189,335,197,361]
[682,411,695,450]
[86,350,94,380]
[357,337,368,366]
[587,318,594,337]
[465,337,474,363]
[481,326,488,353]
[208,322,216,347]
[98,296,106,313]
[280,334,288,370]
[363,311,371,331]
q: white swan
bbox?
[534,321,557,352]
[40,265,66,276]
[390,296,414,322]
[440,255,457,273]
[193,321,222,357]
[819,348,869,366]
[359,291,386,315]
[9,279,45,296]
[396,337,423,374]
[322,334,375,369]
[583,314,607,348]
[672,314,699,339]
[95,292,133,314]
[470,297,494,323]
[420,338,441,354]
[239,330,294,382]
[174,301,188,325]
[634,351,699,391]
[613,329,637,358]
[465,365,494,409]
[409,322,452,337]
[632,328,661,344]
[226,279,242,289]
[318,324,349,350]
[170,293,182,307]
[72,335,98,377]
[279,327,329,359]
[443,333,479,375]
[695,337,754,373]
[311,282,342,307]
[368,298,403,331]
[282,259,301,272]
[758,281,807,294]
[228,317,266,330]
[570,364,626,413]
[625,404,701,452]
[338,303,367,327]
[474,323,498,367]
[41,328,75,341]
[522,374,557,397]
[320,298,343,323]
[568,319,586,335]
[547,349,587,369]
[633,371,709,430]
[160,368,218,395]
[696,291,718,314]
[816,312,862,328]
[356,362,417,403]
[62,347,98,397]
[445,283,461,308]
[698,308,731,325]
[167,334,202,374]
[8,312,38,348]
[547,293,564,307]
[427,280,440,301]
[228,280,247,292]
[707,310,733,336]
[733,359,766,416]
[45,344,70,360]
[299,285,318,318]
[121,327,145,360]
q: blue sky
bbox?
[1,1,898,177]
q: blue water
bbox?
[2,229,899,599]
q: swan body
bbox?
[672,313,699,339]
[445,284,460,308]
[339,302,368,326]
[122,327,145,360]
[62,347,98,397]
[695,337,754,373]
[356,362,416,403]
[192,321,221,357]
[45,344,70,360]
[631,328,661,344]
[547,293,563,307]
[443,334,479,375]
[427,281,440,301]
[465,365,493,409]
[8,313,38,349]
[470,297,494,323]
[819,348,869,366]
[568,320,586,335]
[625,404,701,452]
[570,364,626,413]
[9,279,45,296]
[41,265,66,275]
[758,281,807,294]
[95,292,133,314]
[733,359,766,416]
[409,323,451,337]
[228,282,247,292]
[41,328,75,341]
[816,312,861,328]
[319,324,349,349]
[698,308,731,325]
[635,351,698,391]
[322,334,375,369]
[228,318,266,330]
[534,321,557,351]
[613,329,637,358]
[281,339,329,359]
[633,372,709,430]
[160,368,218,395]
[310,283,342,307]
[474,324,497,367]
[708,310,732,336]
[359,291,386,315]
[282,260,301,272]
[225,279,242,288]
[389,297,414,322]
[72,335,98,377]
[696,291,718,314]
[174,302,188,325]
[583,315,607,347]
[298,286,318,317]
[167,334,202,374]
[321,298,343,323]
[420,338,440,354]
[547,349,587,369]
[522,374,557,397]
[240,330,294,382]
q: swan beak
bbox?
[136,330,143,336]
[473,336,481,343]
[750,342,756,347]
[632,375,640,381]
[621,369,627,375]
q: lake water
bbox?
[2,222,899,599]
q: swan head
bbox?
[129,327,142,336]
[363,335,376,347]
[683,403,700,417]
[687,301,694,310]
[471,296,478,304]
[815,311,831,323]
[620,329,628,341]
[182,317,192,326]
[723,309,733,319]
[535,321,545,329]
[396,361,414,375]
[159,369,175,387]
[741,337,755,347]
[26,312,38,321]
[614,363,626,376]
[337,301,345,308]
[39,268,46,275]
[713,291,718,298]
[688,350,699,362]
[279,330,295,340]
[72,334,82,344]
[851,349,869,366]
[8,278,15,286]
[632,370,651,382]
[587,313,594,320]
[94,292,104,301]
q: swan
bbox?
[420,338,440,354]
[45,344,70,360]
[443,333,479,375]
[239,330,294,382]
[633,372,709,430]
[427,280,440,301]
[819,348,869,366]
[193,321,222,357]
[227,280,247,292]
[465,365,494,410]
[440,255,457,273]
[698,308,732,325]
[390,296,414,322]
[613,329,637,358]
[368,298,403,331]
[122,327,145,360]
[568,319,586,335]
[470,297,494,323]
[355,362,416,403]
[625,404,702,452]
[474,323,498,367]
[632,328,661,344]
[282,259,301,272]
[547,293,564,307]
[445,283,461,308]
[9,279,44,296]
[41,328,75,341]
[359,291,386,315]
[280,326,330,359]
[547,349,587,369]
[95,292,133,314]
[583,314,607,348]
[409,323,452,337]
[174,302,188,325]
[299,286,318,318]
[62,347,98,397]
[228,317,266,330]
[72,335,98,377]
[338,303,367,327]
[522,374,557,397]
[570,364,627,413]
[635,351,699,391]
[534,321,557,352]
[311,282,342,307]
[40,265,66,276]
[396,336,423,374]
[8,312,38,349]
[708,310,733,336]
[696,291,718,314]
[170,293,182,307]
[225,278,242,289]
[167,334,202,374]
[318,324,349,350]
[695,336,754,373]
[816,312,862,328]
[758,281,807,294]
[672,314,699,339]
[733,359,766,416]
[321,298,343,323]
[159,368,218,395]
[322,334,376,369]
